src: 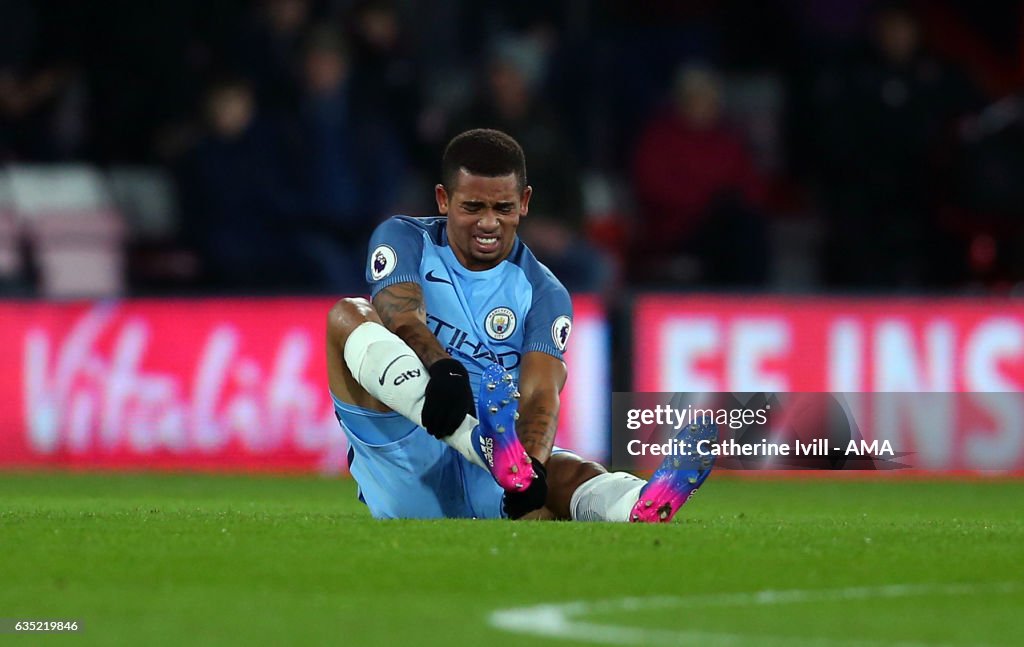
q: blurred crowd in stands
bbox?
[2,0,1024,297]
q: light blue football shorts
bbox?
[331,392,575,520]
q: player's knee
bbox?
[548,455,606,494]
[327,297,381,343]
[540,455,607,520]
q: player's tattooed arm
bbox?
[372,282,450,367]
[515,351,568,464]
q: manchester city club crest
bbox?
[551,315,572,351]
[485,307,517,340]
[369,245,397,280]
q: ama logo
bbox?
[551,315,571,351]
[370,245,397,280]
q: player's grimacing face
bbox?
[436,170,531,271]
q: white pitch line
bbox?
[489,582,1021,647]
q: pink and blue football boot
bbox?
[631,417,718,523]
[471,363,536,492]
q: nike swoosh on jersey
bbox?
[425,270,454,286]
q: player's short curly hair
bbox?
[442,129,527,193]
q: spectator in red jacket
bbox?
[630,64,768,286]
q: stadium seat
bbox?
[722,73,786,174]
[107,165,200,288]
[107,166,178,241]
[7,165,126,298]
[0,174,22,282]
[582,172,628,265]
[769,218,824,290]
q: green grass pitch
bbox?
[1,472,1022,646]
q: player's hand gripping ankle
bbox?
[422,358,474,439]
[503,456,548,519]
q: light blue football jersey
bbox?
[365,215,573,390]
[331,215,574,519]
